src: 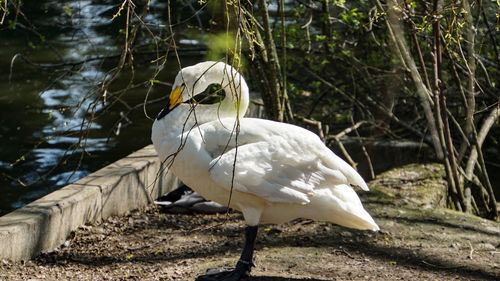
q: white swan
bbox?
[151,61,379,281]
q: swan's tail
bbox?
[323,184,380,231]
[335,204,380,231]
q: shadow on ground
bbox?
[33,206,499,281]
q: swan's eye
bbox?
[185,84,224,104]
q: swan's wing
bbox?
[204,118,368,204]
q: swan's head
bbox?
[157,61,248,120]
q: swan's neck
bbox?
[217,85,249,120]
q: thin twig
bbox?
[325,121,368,142]
[297,116,325,141]
[468,241,474,259]
[350,116,374,179]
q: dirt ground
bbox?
[1,164,499,280]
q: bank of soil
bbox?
[1,164,499,280]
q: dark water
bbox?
[0,1,204,216]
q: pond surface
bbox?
[0,1,204,216]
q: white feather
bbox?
[152,61,379,231]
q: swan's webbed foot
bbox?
[195,260,254,281]
[196,226,258,281]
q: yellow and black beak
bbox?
[157,85,183,120]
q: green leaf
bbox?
[63,5,72,17]
[315,35,326,41]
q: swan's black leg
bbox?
[196,225,258,281]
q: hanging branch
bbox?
[279,0,293,122]
[462,0,477,154]
[402,0,432,90]
[433,0,465,211]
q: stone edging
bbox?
[0,145,176,261]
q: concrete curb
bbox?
[0,145,177,261]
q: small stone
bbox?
[485,226,500,234]
[341,231,353,237]
[476,243,496,251]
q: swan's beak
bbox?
[156,86,184,120]
[169,86,183,110]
